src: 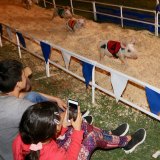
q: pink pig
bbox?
[99,40,138,64]
[52,6,72,20]
[66,18,85,32]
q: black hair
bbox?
[19,101,60,160]
[0,59,23,93]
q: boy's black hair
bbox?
[0,59,23,93]
[19,101,60,160]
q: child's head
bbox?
[19,101,60,159]
[0,59,26,93]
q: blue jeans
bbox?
[24,91,64,113]
[24,91,48,103]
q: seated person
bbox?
[0,59,90,159]
[0,59,34,159]
[0,59,65,159]
[12,101,146,160]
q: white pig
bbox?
[22,0,32,10]
[99,40,137,64]
[52,6,72,20]
[66,18,85,32]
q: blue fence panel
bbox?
[96,5,160,33]
[123,9,154,20]
[96,6,121,24]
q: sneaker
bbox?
[152,151,160,158]
[123,128,146,154]
[83,115,93,124]
[82,110,90,118]
[111,123,129,136]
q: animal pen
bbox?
[43,0,160,36]
[0,21,160,122]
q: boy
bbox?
[0,59,66,159]
[0,59,93,159]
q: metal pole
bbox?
[43,0,46,8]
[16,33,22,59]
[156,12,159,36]
[155,12,159,36]
[120,6,124,28]
[92,1,97,21]
[70,0,74,15]
[52,0,56,8]
[0,34,2,47]
[46,61,50,77]
[92,65,96,104]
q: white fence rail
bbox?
[43,0,160,36]
[1,23,160,122]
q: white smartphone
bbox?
[67,99,78,120]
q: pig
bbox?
[22,0,32,10]
[66,18,85,32]
[99,40,137,64]
[51,6,72,20]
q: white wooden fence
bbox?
[43,0,160,36]
[1,23,160,122]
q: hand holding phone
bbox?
[62,110,71,128]
[71,106,82,131]
[68,99,78,121]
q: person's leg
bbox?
[56,126,92,160]
[78,122,129,160]
[56,124,103,150]
[78,131,129,160]
[81,122,129,137]
[82,131,128,160]
[56,123,145,159]
[24,91,48,103]
[81,121,113,139]
[56,122,130,160]
[56,122,97,150]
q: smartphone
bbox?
[68,99,78,120]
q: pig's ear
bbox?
[121,42,127,48]
[130,38,136,45]
[121,38,127,47]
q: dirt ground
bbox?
[0,2,160,109]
